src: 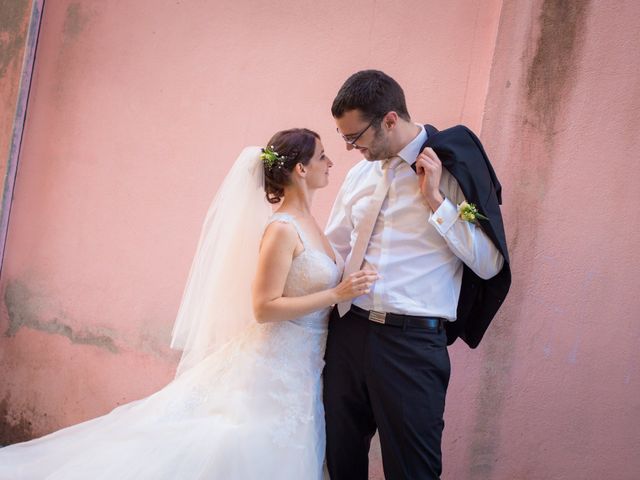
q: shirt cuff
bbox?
[428,197,459,234]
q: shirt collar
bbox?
[397,124,427,166]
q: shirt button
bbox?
[436,217,444,224]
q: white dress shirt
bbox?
[325,125,504,321]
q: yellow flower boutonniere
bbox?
[458,201,488,223]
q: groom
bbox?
[324,70,510,479]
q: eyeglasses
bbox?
[336,119,375,148]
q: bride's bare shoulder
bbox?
[260,220,299,255]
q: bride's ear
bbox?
[295,163,306,177]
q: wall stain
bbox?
[467,313,516,479]
[525,0,590,140]
[4,280,119,353]
[468,1,591,478]
[0,0,31,79]
[51,2,93,105]
[62,2,88,40]
[512,0,590,262]
[0,392,34,445]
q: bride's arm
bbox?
[252,221,377,323]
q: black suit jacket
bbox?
[416,124,511,348]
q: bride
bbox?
[0,128,378,479]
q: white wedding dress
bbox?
[0,213,341,479]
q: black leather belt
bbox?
[350,305,444,332]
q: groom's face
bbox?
[335,109,392,161]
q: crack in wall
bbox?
[4,280,119,353]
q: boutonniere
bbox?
[458,201,488,223]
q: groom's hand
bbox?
[415,147,444,211]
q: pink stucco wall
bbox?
[1,0,639,478]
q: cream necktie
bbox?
[337,157,402,317]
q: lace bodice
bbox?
[268,212,342,330]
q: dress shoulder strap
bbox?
[268,212,308,248]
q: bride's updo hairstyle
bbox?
[262,128,320,204]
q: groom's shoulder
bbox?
[427,124,471,140]
[347,159,373,177]
[337,159,370,187]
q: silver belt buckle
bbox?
[368,310,387,324]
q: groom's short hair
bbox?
[331,70,411,123]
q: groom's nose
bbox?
[346,143,356,151]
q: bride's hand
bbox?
[333,270,380,303]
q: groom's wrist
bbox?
[424,190,444,211]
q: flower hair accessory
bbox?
[458,201,488,223]
[260,145,286,170]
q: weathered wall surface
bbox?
[1,0,639,478]
[0,0,32,231]
[462,1,640,478]
[0,0,31,174]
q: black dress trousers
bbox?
[323,307,450,480]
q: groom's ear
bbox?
[383,111,399,130]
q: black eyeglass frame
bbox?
[336,119,377,148]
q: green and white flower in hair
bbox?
[260,145,286,170]
[458,201,488,223]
